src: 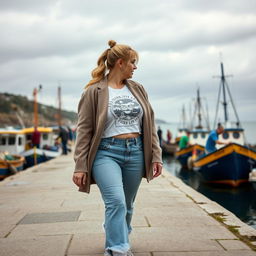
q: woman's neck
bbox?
[107,71,125,89]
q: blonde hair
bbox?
[86,40,139,88]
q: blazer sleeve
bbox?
[73,90,93,173]
[139,84,163,164]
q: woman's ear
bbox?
[116,58,124,68]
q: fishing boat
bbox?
[193,62,256,187]
[161,141,177,156]
[176,144,205,167]
[20,127,61,168]
[0,152,25,180]
[176,89,210,167]
[0,127,61,169]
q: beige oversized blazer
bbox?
[74,77,162,193]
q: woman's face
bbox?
[122,58,137,79]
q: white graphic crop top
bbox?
[101,85,143,138]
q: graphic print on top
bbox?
[110,95,141,126]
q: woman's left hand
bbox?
[153,162,163,178]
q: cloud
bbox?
[0,0,256,125]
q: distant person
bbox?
[205,124,229,154]
[179,130,190,150]
[67,126,74,142]
[31,127,40,148]
[157,126,163,146]
[166,129,172,144]
[56,126,69,155]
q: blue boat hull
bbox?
[177,152,192,167]
[194,144,256,186]
[21,148,61,168]
[176,145,205,168]
[0,156,25,179]
[24,154,53,168]
[0,165,24,178]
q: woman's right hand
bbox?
[72,172,87,187]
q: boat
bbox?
[193,62,256,187]
[20,127,61,168]
[176,144,205,167]
[0,127,61,169]
[194,143,256,186]
[0,152,25,180]
[161,141,177,156]
[19,86,61,168]
[176,89,210,167]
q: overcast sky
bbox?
[1,0,256,126]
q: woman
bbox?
[72,40,162,256]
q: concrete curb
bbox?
[162,169,256,244]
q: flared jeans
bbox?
[92,136,144,254]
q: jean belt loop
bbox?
[135,137,137,145]
[111,137,115,144]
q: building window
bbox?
[8,136,16,145]
[193,133,198,139]
[0,136,6,145]
[233,132,240,139]
[42,133,48,140]
[222,132,229,139]
[18,137,23,145]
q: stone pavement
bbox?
[0,154,256,256]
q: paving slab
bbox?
[8,220,102,239]
[153,251,256,256]
[217,239,251,250]
[0,234,71,256]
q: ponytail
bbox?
[86,49,108,88]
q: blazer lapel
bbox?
[97,77,109,133]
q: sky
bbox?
[1,0,256,126]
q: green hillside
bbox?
[0,92,77,128]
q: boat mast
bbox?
[57,86,62,127]
[196,88,202,129]
[213,61,241,128]
[33,85,42,128]
[182,104,187,130]
[33,88,38,128]
[220,62,228,122]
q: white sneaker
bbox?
[127,249,134,256]
[104,249,133,256]
[104,250,112,256]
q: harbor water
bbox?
[163,156,256,229]
[162,120,256,230]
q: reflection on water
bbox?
[163,155,256,230]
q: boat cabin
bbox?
[0,127,55,154]
[189,129,209,146]
[217,128,245,148]
[176,128,189,143]
[22,127,55,149]
[0,129,25,155]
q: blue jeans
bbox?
[92,136,145,254]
